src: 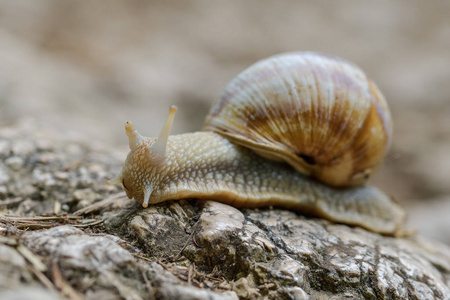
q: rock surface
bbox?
[0,125,450,300]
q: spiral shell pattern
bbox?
[203,52,392,187]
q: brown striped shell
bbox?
[203,52,392,187]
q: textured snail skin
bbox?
[116,130,405,234]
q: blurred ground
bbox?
[0,1,449,243]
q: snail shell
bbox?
[204,52,392,187]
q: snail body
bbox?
[108,52,405,234]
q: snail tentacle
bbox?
[142,184,154,208]
[150,105,178,162]
[125,121,144,150]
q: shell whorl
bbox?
[203,52,392,187]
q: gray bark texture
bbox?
[0,124,449,300]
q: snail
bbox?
[108,52,405,235]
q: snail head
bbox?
[108,106,178,208]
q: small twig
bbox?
[132,253,157,263]
[0,213,104,231]
[188,263,194,286]
[15,224,54,230]
[0,214,82,231]
[73,192,126,216]
[192,231,202,248]
[0,215,80,222]
[29,265,56,291]
[17,244,47,272]
[204,275,225,282]
[72,219,104,228]
[173,222,200,261]
[52,262,84,300]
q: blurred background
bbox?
[0,1,449,243]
